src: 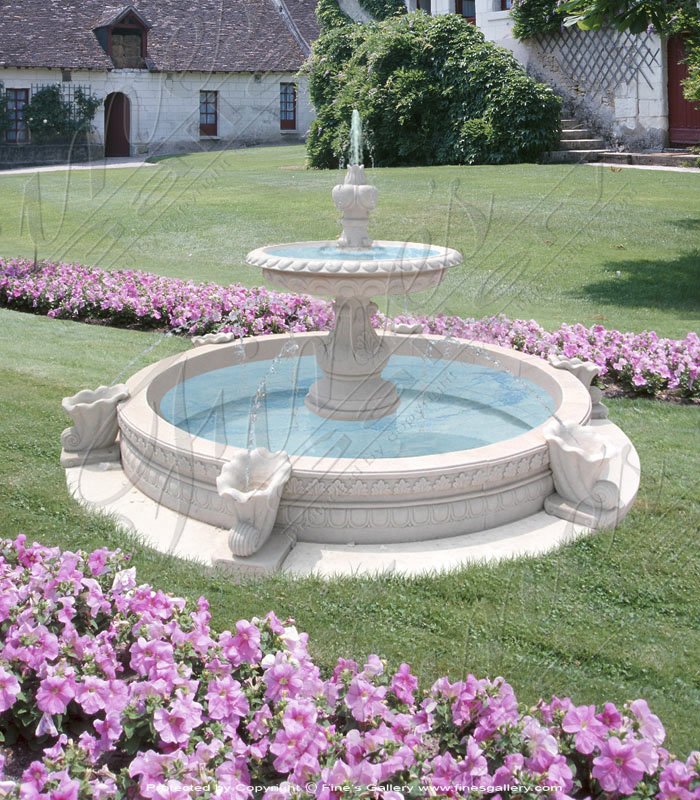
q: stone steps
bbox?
[548,149,611,164]
[593,150,699,168]
[561,128,594,141]
[561,137,608,150]
[546,116,699,168]
[548,115,613,163]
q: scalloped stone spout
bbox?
[60,384,129,467]
[543,419,622,528]
[549,354,608,419]
[216,448,292,557]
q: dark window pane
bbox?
[199,90,217,135]
[6,89,29,143]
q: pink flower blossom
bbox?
[630,698,666,745]
[153,695,204,744]
[562,703,608,754]
[36,674,74,715]
[345,676,387,722]
[0,665,20,712]
[390,662,418,705]
[206,676,249,722]
[593,736,647,794]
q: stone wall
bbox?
[0,68,314,158]
[0,141,103,169]
[473,0,668,148]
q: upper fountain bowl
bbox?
[246,240,462,298]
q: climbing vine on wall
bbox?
[510,0,565,39]
[316,0,405,30]
[22,85,101,143]
[357,0,406,21]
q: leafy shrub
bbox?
[316,0,354,30]
[305,12,562,168]
[510,0,564,39]
[22,85,101,144]
[685,49,700,107]
[669,23,700,108]
[357,0,406,21]
[316,0,405,30]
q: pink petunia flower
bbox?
[593,736,647,795]
[36,674,74,715]
[345,676,387,722]
[562,704,608,754]
[153,695,203,745]
[0,665,21,712]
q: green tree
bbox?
[558,0,698,36]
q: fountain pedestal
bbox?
[305,297,399,420]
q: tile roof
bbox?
[0,0,320,72]
[92,6,152,29]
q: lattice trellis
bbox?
[535,27,660,97]
[30,83,95,120]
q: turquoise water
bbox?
[159,355,554,459]
[269,244,442,261]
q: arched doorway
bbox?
[104,92,131,157]
[667,37,700,146]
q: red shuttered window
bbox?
[200,90,217,136]
[280,83,296,131]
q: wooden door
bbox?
[104,92,130,157]
[668,37,700,145]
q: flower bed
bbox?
[1,257,698,399]
[0,537,698,799]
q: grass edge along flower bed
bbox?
[0,536,699,798]
[1,256,698,400]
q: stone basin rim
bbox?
[246,240,463,275]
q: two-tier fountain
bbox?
[61,112,640,575]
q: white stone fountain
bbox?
[247,117,461,422]
[61,112,641,576]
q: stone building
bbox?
[0,0,319,162]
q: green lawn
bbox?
[0,150,699,755]
[0,146,698,337]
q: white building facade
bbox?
[0,67,315,157]
[0,0,319,162]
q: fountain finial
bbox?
[332,110,378,249]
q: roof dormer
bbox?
[93,6,151,69]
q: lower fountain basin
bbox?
[117,332,591,545]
